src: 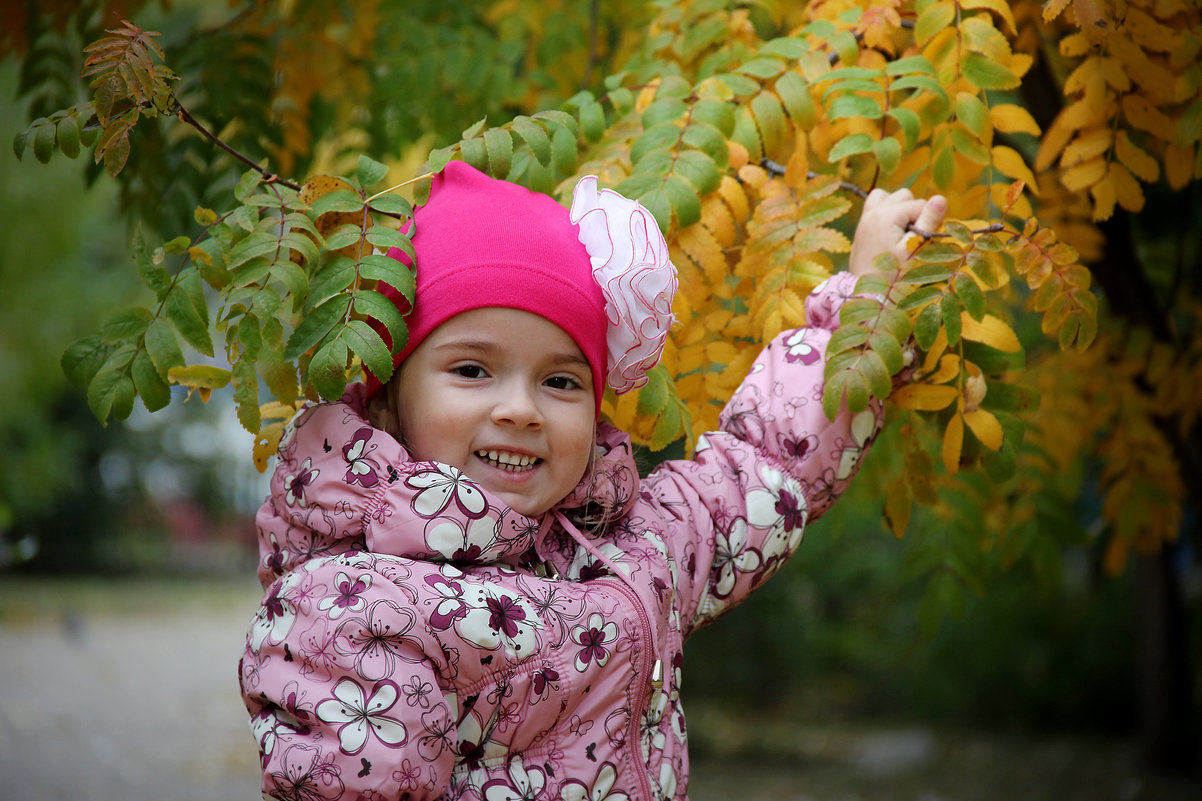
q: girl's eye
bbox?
[545,375,582,391]
[452,365,486,379]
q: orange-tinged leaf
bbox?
[942,413,964,473]
[1115,130,1160,182]
[964,408,1004,450]
[891,383,960,411]
[989,103,1040,136]
[960,313,1022,352]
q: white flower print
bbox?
[407,464,488,518]
[570,613,619,672]
[316,570,371,620]
[314,678,407,755]
[560,762,629,801]
[456,582,541,658]
[482,758,548,801]
[640,688,668,756]
[712,517,762,597]
[424,513,501,562]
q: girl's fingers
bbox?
[910,194,947,235]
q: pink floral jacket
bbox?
[240,272,883,800]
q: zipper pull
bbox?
[650,659,664,690]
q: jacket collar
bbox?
[270,384,639,573]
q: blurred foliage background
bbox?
[1,0,1199,791]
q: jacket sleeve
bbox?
[240,556,457,800]
[638,271,888,634]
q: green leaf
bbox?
[308,333,349,400]
[259,318,297,402]
[33,121,55,163]
[942,293,963,345]
[888,107,921,150]
[681,121,729,164]
[860,348,893,400]
[736,57,786,80]
[359,254,415,300]
[962,53,1021,91]
[914,241,964,263]
[643,98,688,128]
[955,92,989,138]
[932,144,956,189]
[512,116,552,166]
[750,91,787,155]
[143,318,185,377]
[86,367,124,423]
[580,100,606,142]
[368,193,413,217]
[356,154,389,189]
[869,329,905,375]
[365,225,410,251]
[484,127,513,177]
[227,232,283,270]
[344,319,393,382]
[461,135,487,171]
[131,350,170,412]
[673,149,721,195]
[57,113,81,159]
[915,1,956,45]
[885,55,937,76]
[232,357,261,433]
[234,170,263,202]
[952,272,986,320]
[165,287,213,356]
[873,137,902,173]
[828,94,884,121]
[284,295,350,361]
[914,300,943,349]
[828,133,875,162]
[775,70,817,130]
[631,122,682,165]
[61,334,112,386]
[102,306,153,343]
[713,73,761,97]
[353,290,409,354]
[312,190,365,216]
[691,99,736,137]
[828,325,871,354]
[238,313,263,360]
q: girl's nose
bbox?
[491,382,543,428]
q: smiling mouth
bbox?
[476,450,542,472]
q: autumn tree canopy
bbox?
[9,0,1202,607]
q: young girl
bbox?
[241,160,945,800]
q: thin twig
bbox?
[176,104,300,191]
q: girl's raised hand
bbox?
[848,188,948,277]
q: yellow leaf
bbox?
[1090,171,1117,220]
[961,0,1016,34]
[1061,156,1107,191]
[988,103,1040,136]
[1110,34,1177,103]
[1165,143,1195,190]
[891,384,960,411]
[253,421,285,473]
[1115,130,1160,182]
[168,364,232,389]
[1060,127,1112,167]
[942,413,964,473]
[992,145,1038,187]
[1072,0,1109,44]
[1059,32,1091,57]
[960,313,1022,352]
[1108,161,1147,212]
[964,408,1004,450]
[921,353,962,384]
[718,174,750,221]
[1100,57,1131,92]
[1122,94,1177,141]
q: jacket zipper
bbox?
[604,577,659,801]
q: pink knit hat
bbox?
[364,160,678,414]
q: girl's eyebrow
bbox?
[433,339,590,368]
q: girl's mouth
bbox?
[475,450,541,473]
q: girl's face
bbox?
[374,307,596,518]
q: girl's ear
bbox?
[367,379,401,439]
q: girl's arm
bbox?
[640,190,946,633]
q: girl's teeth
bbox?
[478,450,538,471]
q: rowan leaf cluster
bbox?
[10,0,1202,592]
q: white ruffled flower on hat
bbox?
[570,175,679,394]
